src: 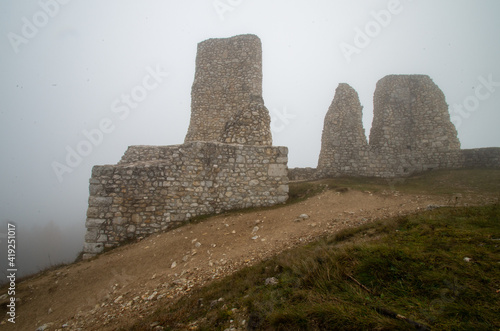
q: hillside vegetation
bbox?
[1,169,499,330]
[124,169,500,330]
[129,204,500,330]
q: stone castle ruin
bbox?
[317,75,462,177]
[83,34,499,258]
[83,34,288,259]
[185,35,272,146]
[307,75,499,179]
[317,83,368,177]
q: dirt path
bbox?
[0,189,473,330]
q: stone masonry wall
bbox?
[84,142,288,258]
[288,167,318,181]
[368,75,461,176]
[461,148,500,168]
[317,83,369,177]
[296,147,500,182]
[317,75,470,178]
[185,34,272,145]
[83,34,287,258]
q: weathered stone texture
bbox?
[461,148,500,168]
[288,167,318,181]
[83,34,287,259]
[368,75,461,175]
[185,34,272,145]
[317,75,467,178]
[317,83,368,177]
[83,142,288,259]
[370,75,459,153]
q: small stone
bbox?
[36,324,52,331]
[252,226,259,234]
[147,291,158,301]
[171,261,177,268]
[463,257,472,262]
[265,277,278,286]
[251,236,259,240]
[299,214,309,220]
[195,242,202,248]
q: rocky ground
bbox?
[1,187,496,330]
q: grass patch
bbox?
[128,204,500,330]
[316,168,500,196]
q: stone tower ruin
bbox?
[369,75,461,174]
[317,75,463,177]
[82,34,288,259]
[185,34,272,145]
[317,83,368,177]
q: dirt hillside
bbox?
[0,186,493,330]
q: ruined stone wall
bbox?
[317,83,369,177]
[461,148,500,168]
[83,34,287,258]
[293,146,500,182]
[185,34,272,145]
[368,75,461,175]
[288,167,318,181]
[317,75,467,178]
[83,142,288,259]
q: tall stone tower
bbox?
[317,83,368,176]
[184,34,272,145]
[370,75,460,156]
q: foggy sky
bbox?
[1,0,500,277]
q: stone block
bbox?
[113,217,126,225]
[85,218,106,228]
[97,234,108,243]
[84,228,98,241]
[83,242,104,254]
[268,164,287,177]
[86,207,99,218]
[89,196,113,207]
[89,184,104,195]
[278,185,289,194]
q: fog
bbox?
[1,0,499,278]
